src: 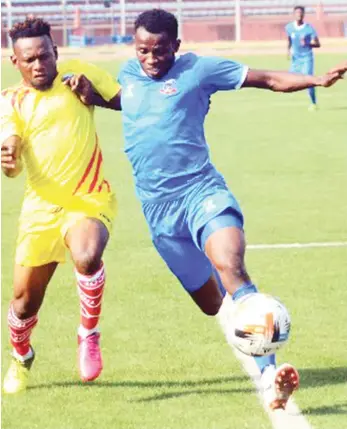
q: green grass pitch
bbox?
[1,53,347,429]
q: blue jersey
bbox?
[285,22,318,62]
[118,53,248,202]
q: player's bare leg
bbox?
[189,274,223,316]
[65,218,109,382]
[202,225,299,409]
[4,262,58,393]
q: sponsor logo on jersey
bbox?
[160,79,178,95]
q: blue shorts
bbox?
[142,175,243,293]
[290,59,314,75]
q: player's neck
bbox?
[295,20,305,27]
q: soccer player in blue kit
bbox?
[286,6,321,109]
[75,9,344,411]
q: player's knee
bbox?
[196,294,222,316]
[213,249,245,279]
[73,249,102,275]
[12,294,38,319]
[201,304,220,317]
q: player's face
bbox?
[135,27,180,79]
[294,8,305,23]
[11,36,58,91]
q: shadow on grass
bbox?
[302,403,347,416]
[298,366,347,389]
[132,387,253,402]
[325,106,347,111]
[27,375,248,391]
[26,366,347,405]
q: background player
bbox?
[285,6,321,109]
[70,9,343,410]
[1,17,121,394]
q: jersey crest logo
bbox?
[124,84,134,98]
[160,79,177,95]
[203,198,217,213]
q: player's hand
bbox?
[317,71,342,88]
[328,60,347,78]
[1,140,17,169]
[62,73,94,105]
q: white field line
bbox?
[233,348,313,429]
[247,241,347,250]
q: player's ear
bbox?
[10,54,18,69]
[174,39,181,53]
[53,45,58,60]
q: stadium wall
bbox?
[182,15,346,41]
[1,13,346,47]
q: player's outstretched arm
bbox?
[242,69,342,92]
[329,60,347,76]
[1,135,23,178]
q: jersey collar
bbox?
[293,21,307,30]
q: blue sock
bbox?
[213,268,227,297]
[232,282,277,373]
[232,282,257,301]
[308,87,316,104]
[254,354,276,373]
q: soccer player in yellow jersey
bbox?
[1,17,121,393]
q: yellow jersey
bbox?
[0,59,120,213]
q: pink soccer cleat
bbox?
[78,332,103,382]
[262,363,300,410]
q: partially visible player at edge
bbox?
[286,6,321,109]
[80,9,346,411]
[1,17,121,394]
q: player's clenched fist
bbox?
[62,73,94,105]
[328,60,347,78]
[1,136,23,177]
[317,71,343,88]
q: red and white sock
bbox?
[75,262,105,338]
[8,303,37,361]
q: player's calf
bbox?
[205,226,251,296]
[75,263,105,381]
[4,303,37,393]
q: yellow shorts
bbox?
[15,192,117,267]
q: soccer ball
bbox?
[230,293,291,356]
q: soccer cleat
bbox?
[261,363,300,410]
[308,104,318,111]
[3,348,35,394]
[78,332,103,382]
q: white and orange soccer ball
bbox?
[230,293,291,356]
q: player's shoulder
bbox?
[306,22,317,32]
[119,58,140,75]
[58,59,83,72]
[285,22,293,31]
[58,59,99,75]
[1,83,29,107]
[1,83,24,97]
[177,52,199,65]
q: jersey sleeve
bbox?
[0,93,23,143]
[198,56,249,94]
[117,59,136,86]
[309,25,318,39]
[60,60,121,102]
[285,23,292,36]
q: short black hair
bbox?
[294,5,305,13]
[9,16,52,44]
[134,9,178,40]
